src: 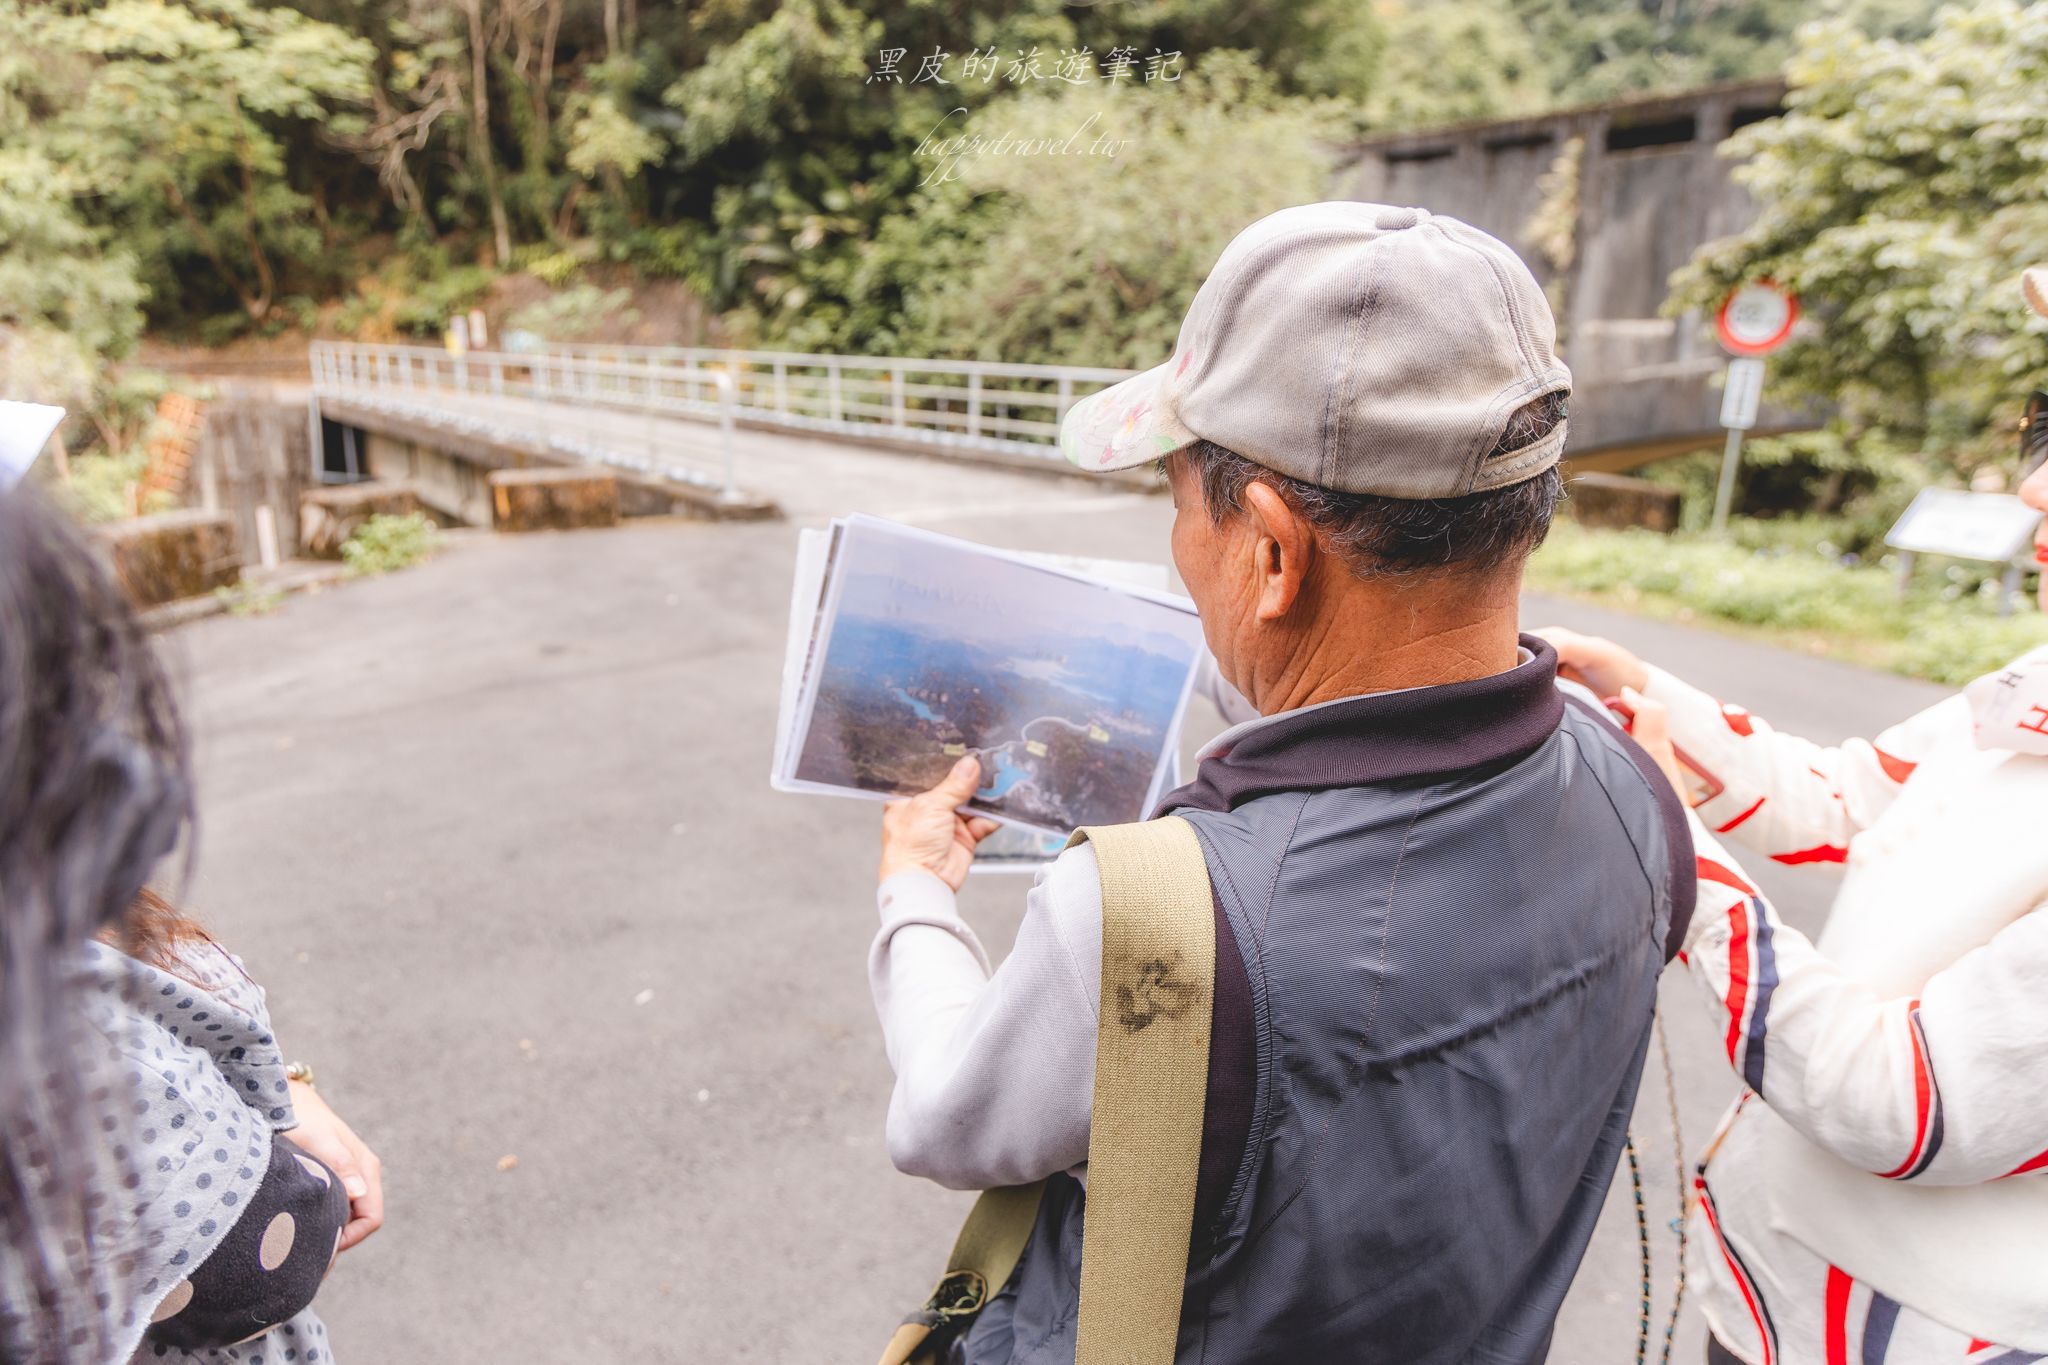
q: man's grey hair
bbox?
[1180,391,1568,581]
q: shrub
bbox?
[341,512,437,577]
[390,266,499,338]
[55,446,175,523]
[504,285,638,341]
[212,583,285,616]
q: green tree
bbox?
[1367,1,1549,129]
[653,0,1374,355]
[34,0,375,332]
[884,54,1336,368]
[0,0,148,450]
[1506,0,1936,109]
[1670,0,2048,467]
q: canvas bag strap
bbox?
[1067,815,1216,1365]
[877,1181,1047,1365]
[879,816,1215,1365]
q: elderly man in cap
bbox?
[867,203,1690,1363]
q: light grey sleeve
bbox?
[867,847,1105,1191]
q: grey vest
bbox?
[964,638,1690,1364]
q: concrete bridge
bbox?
[306,341,1141,526]
[311,71,1811,523]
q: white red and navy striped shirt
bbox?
[1646,648,2048,1364]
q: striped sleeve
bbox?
[1683,819,2048,1186]
[1640,666,1964,868]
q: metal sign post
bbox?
[1709,282,1799,535]
[1884,488,2044,617]
[1710,356,1765,534]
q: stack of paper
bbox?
[772,516,1205,869]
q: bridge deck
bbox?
[324,385,1154,523]
[330,382,1752,529]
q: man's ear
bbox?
[1240,481,1314,622]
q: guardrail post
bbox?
[306,393,324,487]
[1056,375,1073,424]
[713,371,739,502]
[828,361,843,424]
[891,367,906,432]
[967,371,982,439]
[774,362,788,414]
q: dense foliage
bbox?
[0,0,1959,465]
[1670,0,2048,506]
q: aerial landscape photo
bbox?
[791,522,1206,833]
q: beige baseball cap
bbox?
[1059,202,1571,498]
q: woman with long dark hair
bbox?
[0,475,382,1363]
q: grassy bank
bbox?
[1528,522,2048,686]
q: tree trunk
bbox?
[237,138,278,322]
[555,181,587,240]
[162,177,263,322]
[1816,465,1849,515]
[464,0,513,266]
[603,0,620,57]
[537,0,561,140]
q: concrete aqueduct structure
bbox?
[1336,75,1802,470]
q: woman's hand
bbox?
[1619,687,1692,805]
[1533,626,1650,698]
[880,755,1000,892]
[285,1080,384,1253]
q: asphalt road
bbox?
[158,428,1948,1363]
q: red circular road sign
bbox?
[1716,281,1800,356]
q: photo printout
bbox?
[782,516,1205,834]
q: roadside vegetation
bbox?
[1532,520,2048,685]
[341,513,439,578]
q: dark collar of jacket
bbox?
[1157,634,1566,815]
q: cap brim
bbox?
[1059,361,1198,475]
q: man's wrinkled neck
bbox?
[1243,570,1527,716]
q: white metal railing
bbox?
[537,342,1132,454]
[309,339,1135,481]
[310,340,744,498]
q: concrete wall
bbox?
[361,429,500,527]
[191,384,315,558]
[1335,77,1802,460]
